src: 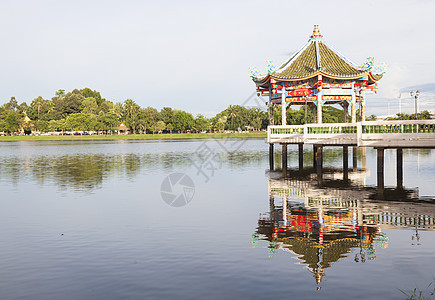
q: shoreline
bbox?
[0,131,266,142]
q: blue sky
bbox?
[0,0,434,117]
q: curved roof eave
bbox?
[252,74,271,87]
[368,72,383,82]
[270,71,372,82]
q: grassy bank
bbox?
[0,131,266,142]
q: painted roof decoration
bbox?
[251,25,385,84]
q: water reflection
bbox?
[0,141,266,191]
[254,170,435,288]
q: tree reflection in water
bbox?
[0,149,266,192]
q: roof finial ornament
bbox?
[310,25,323,40]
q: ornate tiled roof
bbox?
[252,25,384,84]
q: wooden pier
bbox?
[267,119,435,197]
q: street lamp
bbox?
[398,93,402,114]
[410,90,420,120]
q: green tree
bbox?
[194,114,209,132]
[31,96,44,120]
[366,114,377,121]
[48,120,59,132]
[67,113,90,131]
[173,110,194,132]
[156,120,166,133]
[5,112,19,133]
[5,97,19,112]
[160,107,174,124]
[139,106,159,133]
[98,111,118,133]
[81,97,98,115]
[166,123,174,134]
[80,88,103,106]
[123,99,140,133]
[54,89,84,117]
[35,120,49,132]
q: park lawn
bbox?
[0,131,266,142]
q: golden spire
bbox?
[310,25,323,39]
[313,25,320,36]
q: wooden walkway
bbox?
[267,120,435,199]
[267,120,435,148]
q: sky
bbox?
[0,0,434,117]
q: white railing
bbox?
[268,120,435,147]
[360,120,435,147]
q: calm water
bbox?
[0,139,434,299]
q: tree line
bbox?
[0,88,271,134]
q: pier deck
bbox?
[268,120,435,148]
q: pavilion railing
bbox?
[359,120,435,147]
[267,119,435,147]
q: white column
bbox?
[317,75,323,124]
[281,88,287,125]
[361,90,366,121]
[351,81,357,123]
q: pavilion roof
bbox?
[252,25,384,85]
[118,123,129,131]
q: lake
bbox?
[0,139,434,299]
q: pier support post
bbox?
[282,144,287,178]
[313,145,318,169]
[269,196,275,216]
[353,146,358,172]
[316,145,323,185]
[362,147,367,171]
[343,145,349,182]
[397,148,403,189]
[298,144,304,171]
[377,148,385,198]
[269,143,274,171]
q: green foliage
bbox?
[35,120,49,132]
[366,114,377,121]
[4,97,19,112]
[123,99,141,133]
[160,107,174,124]
[389,110,432,121]
[156,120,166,133]
[54,89,84,117]
[173,110,194,133]
[166,123,174,133]
[194,114,210,132]
[66,113,95,131]
[80,88,103,106]
[399,281,434,300]
[81,97,99,115]
[139,106,159,133]
[5,113,19,133]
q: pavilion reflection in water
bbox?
[253,170,435,287]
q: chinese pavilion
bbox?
[250,25,385,124]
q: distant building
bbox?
[117,123,129,135]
